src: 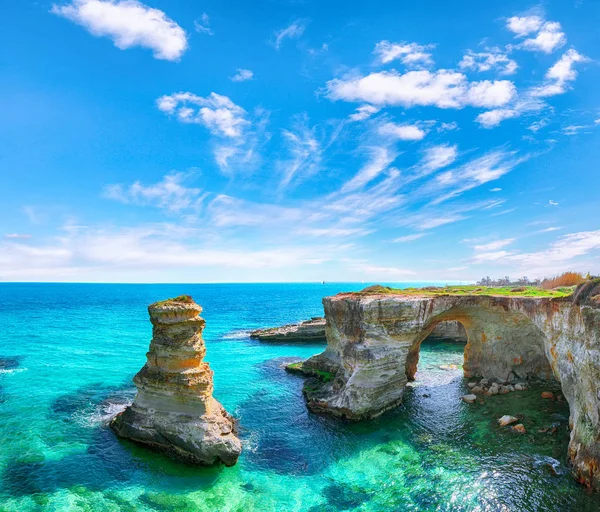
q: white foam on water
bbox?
[0,367,28,375]
[222,330,252,340]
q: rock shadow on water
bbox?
[237,357,342,476]
[0,355,23,371]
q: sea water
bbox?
[0,283,599,511]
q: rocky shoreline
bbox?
[250,317,326,342]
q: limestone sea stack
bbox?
[111,296,242,466]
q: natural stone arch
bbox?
[302,282,600,489]
[404,306,554,384]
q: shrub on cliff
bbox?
[541,272,587,289]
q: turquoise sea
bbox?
[1,282,599,511]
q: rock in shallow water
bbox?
[110,296,242,466]
[461,394,477,404]
[498,415,518,427]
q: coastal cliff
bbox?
[111,296,242,466]
[301,281,600,489]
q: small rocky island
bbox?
[250,317,326,341]
[288,280,600,490]
[111,296,242,466]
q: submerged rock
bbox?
[541,391,555,399]
[110,296,241,466]
[512,424,526,434]
[498,415,518,427]
[250,317,326,342]
[461,394,477,404]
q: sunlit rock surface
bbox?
[303,281,600,489]
[111,296,242,466]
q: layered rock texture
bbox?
[251,317,466,343]
[303,281,600,489]
[250,317,326,342]
[111,296,241,466]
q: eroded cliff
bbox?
[111,296,242,466]
[302,281,600,489]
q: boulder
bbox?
[462,394,477,404]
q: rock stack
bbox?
[111,296,242,466]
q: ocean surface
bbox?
[1,282,599,511]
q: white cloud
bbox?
[194,13,213,35]
[341,146,397,192]
[349,105,380,122]
[522,22,566,53]
[103,172,206,212]
[374,40,435,67]
[393,233,425,243]
[506,15,544,37]
[5,234,32,239]
[157,92,249,137]
[531,49,589,97]
[459,50,518,75]
[274,19,307,50]
[230,68,254,82]
[378,122,426,141]
[474,238,515,251]
[506,15,566,53]
[51,0,188,61]
[476,108,518,128]
[490,187,502,192]
[471,230,600,275]
[326,70,515,109]
[549,200,559,206]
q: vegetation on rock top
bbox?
[152,295,195,306]
[350,284,576,298]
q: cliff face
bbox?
[111,297,242,466]
[303,284,600,489]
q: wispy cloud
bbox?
[374,40,435,68]
[393,233,425,243]
[459,49,517,75]
[51,0,188,61]
[274,19,307,50]
[230,68,254,82]
[341,146,397,193]
[103,172,206,212]
[157,92,249,137]
[4,234,32,239]
[194,13,213,35]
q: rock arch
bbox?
[405,306,553,383]
[302,284,600,489]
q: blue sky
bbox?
[1,0,599,282]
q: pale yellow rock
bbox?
[111,296,242,466]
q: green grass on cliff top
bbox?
[349,284,575,298]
